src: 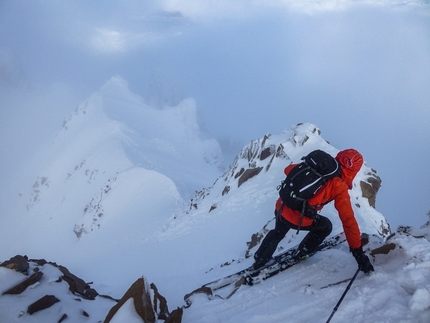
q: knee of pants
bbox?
[275,226,289,239]
[315,216,332,236]
[263,228,287,245]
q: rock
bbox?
[238,167,263,187]
[104,277,182,323]
[360,170,382,208]
[150,282,169,320]
[104,277,156,323]
[56,265,98,300]
[165,308,183,323]
[30,258,99,300]
[370,243,397,256]
[0,255,29,274]
[2,271,43,295]
[27,295,60,315]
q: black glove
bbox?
[351,247,374,273]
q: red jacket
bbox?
[277,149,364,249]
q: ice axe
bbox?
[325,268,360,323]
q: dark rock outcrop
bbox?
[0,255,29,274]
[2,271,43,295]
[1,255,181,322]
[104,277,182,323]
[360,169,382,208]
[2,256,101,300]
[27,295,60,315]
[0,255,116,321]
[188,132,290,213]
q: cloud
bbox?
[158,0,430,21]
[91,28,129,53]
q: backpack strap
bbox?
[296,201,307,234]
[276,201,284,218]
[297,202,320,234]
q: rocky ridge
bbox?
[0,256,182,323]
[187,123,389,255]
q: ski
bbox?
[184,232,346,306]
[243,232,346,286]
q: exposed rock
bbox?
[57,264,99,300]
[245,219,273,258]
[222,185,230,196]
[184,286,213,308]
[30,258,99,300]
[1,255,181,323]
[370,243,397,256]
[104,277,155,323]
[0,255,29,274]
[260,145,275,160]
[209,204,217,212]
[188,132,290,212]
[2,271,43,295]
[150,282,169,320]
[104,277,180,323]
[27,295,60,315]
[238,167,263,187]
[397,224,430,240]
[165,307,183,323]
[58,313,68,322]
[1,255,110,302]
[360,170,382,208]
[235,167,245,179]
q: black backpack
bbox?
[278,150,341,216]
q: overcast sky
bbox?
[1,1,429,228]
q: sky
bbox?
[0,0,429,229]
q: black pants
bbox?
[254,212,332,265]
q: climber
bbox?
[253,149,374,273]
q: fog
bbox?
[1,1,429,228]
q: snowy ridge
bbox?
[0,76,227,302]
[159,123,389,247]
[3,77,428,323]
[10,76,224,242]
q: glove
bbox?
[351,247,374,273]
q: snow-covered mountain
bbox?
[1,77,429,323]
[0,76,223,262]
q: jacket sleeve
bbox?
[333,183,362,249]
[309,178,362,249]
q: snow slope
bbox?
[1,76,428,322]
[0,76,223,286]
[183,225,430,323]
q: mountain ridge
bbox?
[0,76,403,323]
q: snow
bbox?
[109,299,145,323]
[0,76,429,322]
[182,231,430,323]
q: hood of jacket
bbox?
[336,149,363,189]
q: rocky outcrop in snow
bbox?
[0,256,182,323]
[104,277,183,323]
[185,123,390,257]
[0,255,114,321]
